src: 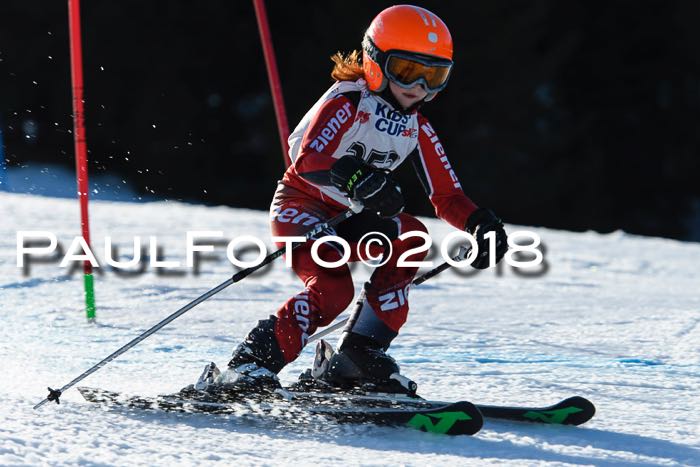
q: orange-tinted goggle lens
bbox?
[385,55,452,91]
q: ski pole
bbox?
[309,244,471,344]
[33,204,362,409]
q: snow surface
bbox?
[1,162,154,202]
[1,191,699,466]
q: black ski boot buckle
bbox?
[390,373,418,396]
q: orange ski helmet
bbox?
[362,5,453,99]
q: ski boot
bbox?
[308,285,418,395]
[221,316,285,391]
[183,317,285,395]
[310,334,418,396]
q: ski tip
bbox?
[552,396,596,425]
[76,386,95,401]
[77,386,114,402]
[520,396,595,425]
[458,400,485,434]
[477,395,596,426]
[406,401,483,436]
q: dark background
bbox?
[2,1,699,240]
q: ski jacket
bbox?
[281,78,477,230]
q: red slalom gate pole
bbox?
[252,0,291,167]
[68,0,96,321]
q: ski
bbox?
[475,396,595,426]
[288,391,596,426]
[287,378,596,426]
[77,387,483,436]
[285,387,595,426]
[78,381,594,435]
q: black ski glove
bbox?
[330,156,404,218]
[465,207,508,269]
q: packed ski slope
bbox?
[1,191,699,466]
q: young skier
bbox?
[199,5,507,392]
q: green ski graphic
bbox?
[407,411,472,434]
[523,406,583,424]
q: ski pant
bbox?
[269,185,429,364]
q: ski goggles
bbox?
[384,52,453,92]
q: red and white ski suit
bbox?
[270,78,478,362]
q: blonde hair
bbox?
[330,50,364,81]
